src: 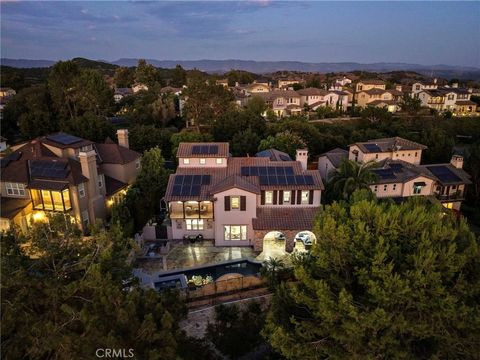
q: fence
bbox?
[184,275,266,300]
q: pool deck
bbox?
[135,239,293,274]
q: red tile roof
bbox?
[252,207,318,230]
[96,142,140,165]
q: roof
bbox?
[358,79,385,85]
[297,88,329,96]
[319,148,348,167]
[257,90,300,101]
[176,142,230,158]
[367,99,397,106]
[105,175,128,196]
[352,137,427,153]
[164,156,324,201]
[371,159,437,185]
[362,88,388,95]
[209,175,260,194]
[95,142,140,165]
[160,86,183,94]
[256,149,292,162]
[0,197,31,219]
[252,208,318,230]
[422,164,472,185]
[455,100,476,106]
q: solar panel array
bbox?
[30,160,69,179]
[47,133,83,145]
[427,166,461,183]
[191,145,219,155]
[241,166,294,177]
[373,168,396,180]
[364,143,382,152]
[259,175,314,186]
[171,175,211,196]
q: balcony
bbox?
[435,191,464,201]
[169,200,214,219]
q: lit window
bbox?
[186,219,204,230]
[230,196,240,209]
[183,158,190,165]
[301,191,310,204]
[216,158,223,164]
[78,183,86,198]
[283,191,291,203]
[5,182,25,196]
[413,185,422,194]
[265,191,273,205]
[199,158,206,165]
[224,225,247,241]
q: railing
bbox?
[435,191,464,201]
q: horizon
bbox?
[1,1,479,68]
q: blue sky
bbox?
[1,1,479,67]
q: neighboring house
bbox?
[355,79,386,92]
[411,79,439,94]
[418,89,446,111]
[0,130,141,234]
[336,76,352,86]
[277,78,302,89]
[317,148,348,182]
[160,86,183,96]
[258,90,302,116]
[318,137,471,211]
[216,79,229,88]
[246,82,271,94]
[0,136,7,152]
[297,88,349,111]
[164,143,324,252]
[0,87,16,99]
[418,87,476,113]
[356,88,403,111]
[114,88,134,103]
[132,83,149,93]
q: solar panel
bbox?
[259,175,268,185]
[304,175,314,185]
[268,175,278,185]
[285,167,294,175]
[374,169,396,180]
[180,186,190,196]
[241,167,249,176]
[30,160,68,179]
[174,176,184,185]
[267,167,275,175]
[427,166,461,183]
[285,175,295,184]
[208,145,218,154]
[192,175,202,184]
[251,167,259,176]
[191,146,201,154]
[278,176,287,185]
[295,175,306,185]
[191,185,201,196]
[389,163,404,170]
[172,185,182,195]
[47,133,83,145]
[258,167,267,175]
[201,175,211,185]
[364,143,381,152]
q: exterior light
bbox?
[32,212,45,222]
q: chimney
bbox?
[296,149,308,171]
[433,78,437,84]
[450,154,464,169]
[79,150,100,195]
[117,129,129,149]
[452,82,459,88]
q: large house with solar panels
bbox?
[164,143,324,252]
[0,130,141,233]
[318,137,471,210]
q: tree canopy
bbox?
[264,192,480,359]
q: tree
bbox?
[182,78,234,131]
[48,60,81,120]
[171,64,187,87]
[135,59,161,88]
[231,128,261,156]
[129,124,176,156]
[361,106,392,123]
[245,95,267,116]
[170,130,214,159]
[328,158,378,200]
[264,193,480,359]
[62,111,114,143]
[258,130,307,159]
[212,109,267,142]
[1,214,187,359]
[260,257,286,288]
[399,93,422,115]
[114,66,135,88]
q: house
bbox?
[336,76,352,86]
[411,78,438,94]
[132,83,149,93]
[355,88,403,111]
[297,88,349,111]
[246,82,270,94]
[418,89,446,111]
[164,143,324,252]
[0,130,141,234]
[0,87,16,99]
[355,79,386,92]
[216,79,229,88]
[417,87,476,113]
[255,149,292,162]
[318,137,471,211]
[277,78,302,89]
[114,88,134,103]
[258,90,302,116]
[160,86,183,96]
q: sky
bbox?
[1,1,479,67]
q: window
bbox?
[375,154,379,159]
[81,210,89,230]
[230,196,240,209]
[224,225,247,241]
[383,184,388,191]
[216,158,223,164]
[301,191,310,204]
[374,185,378,192]
[5,182,25,196]
[98,175,103,188]
[183,158,190,165]
[265,191,273,205]
[393,184,397,191]
[413,185,422,194]
[283,191,291,204]
[32,189,72,211]
[199,158,206,165]
[186,219,204,230]
[415,152,418,157]
[135,160,141,169]
[78,183,86,198]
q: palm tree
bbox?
[261,257,285,287]
[329,158,378,200]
